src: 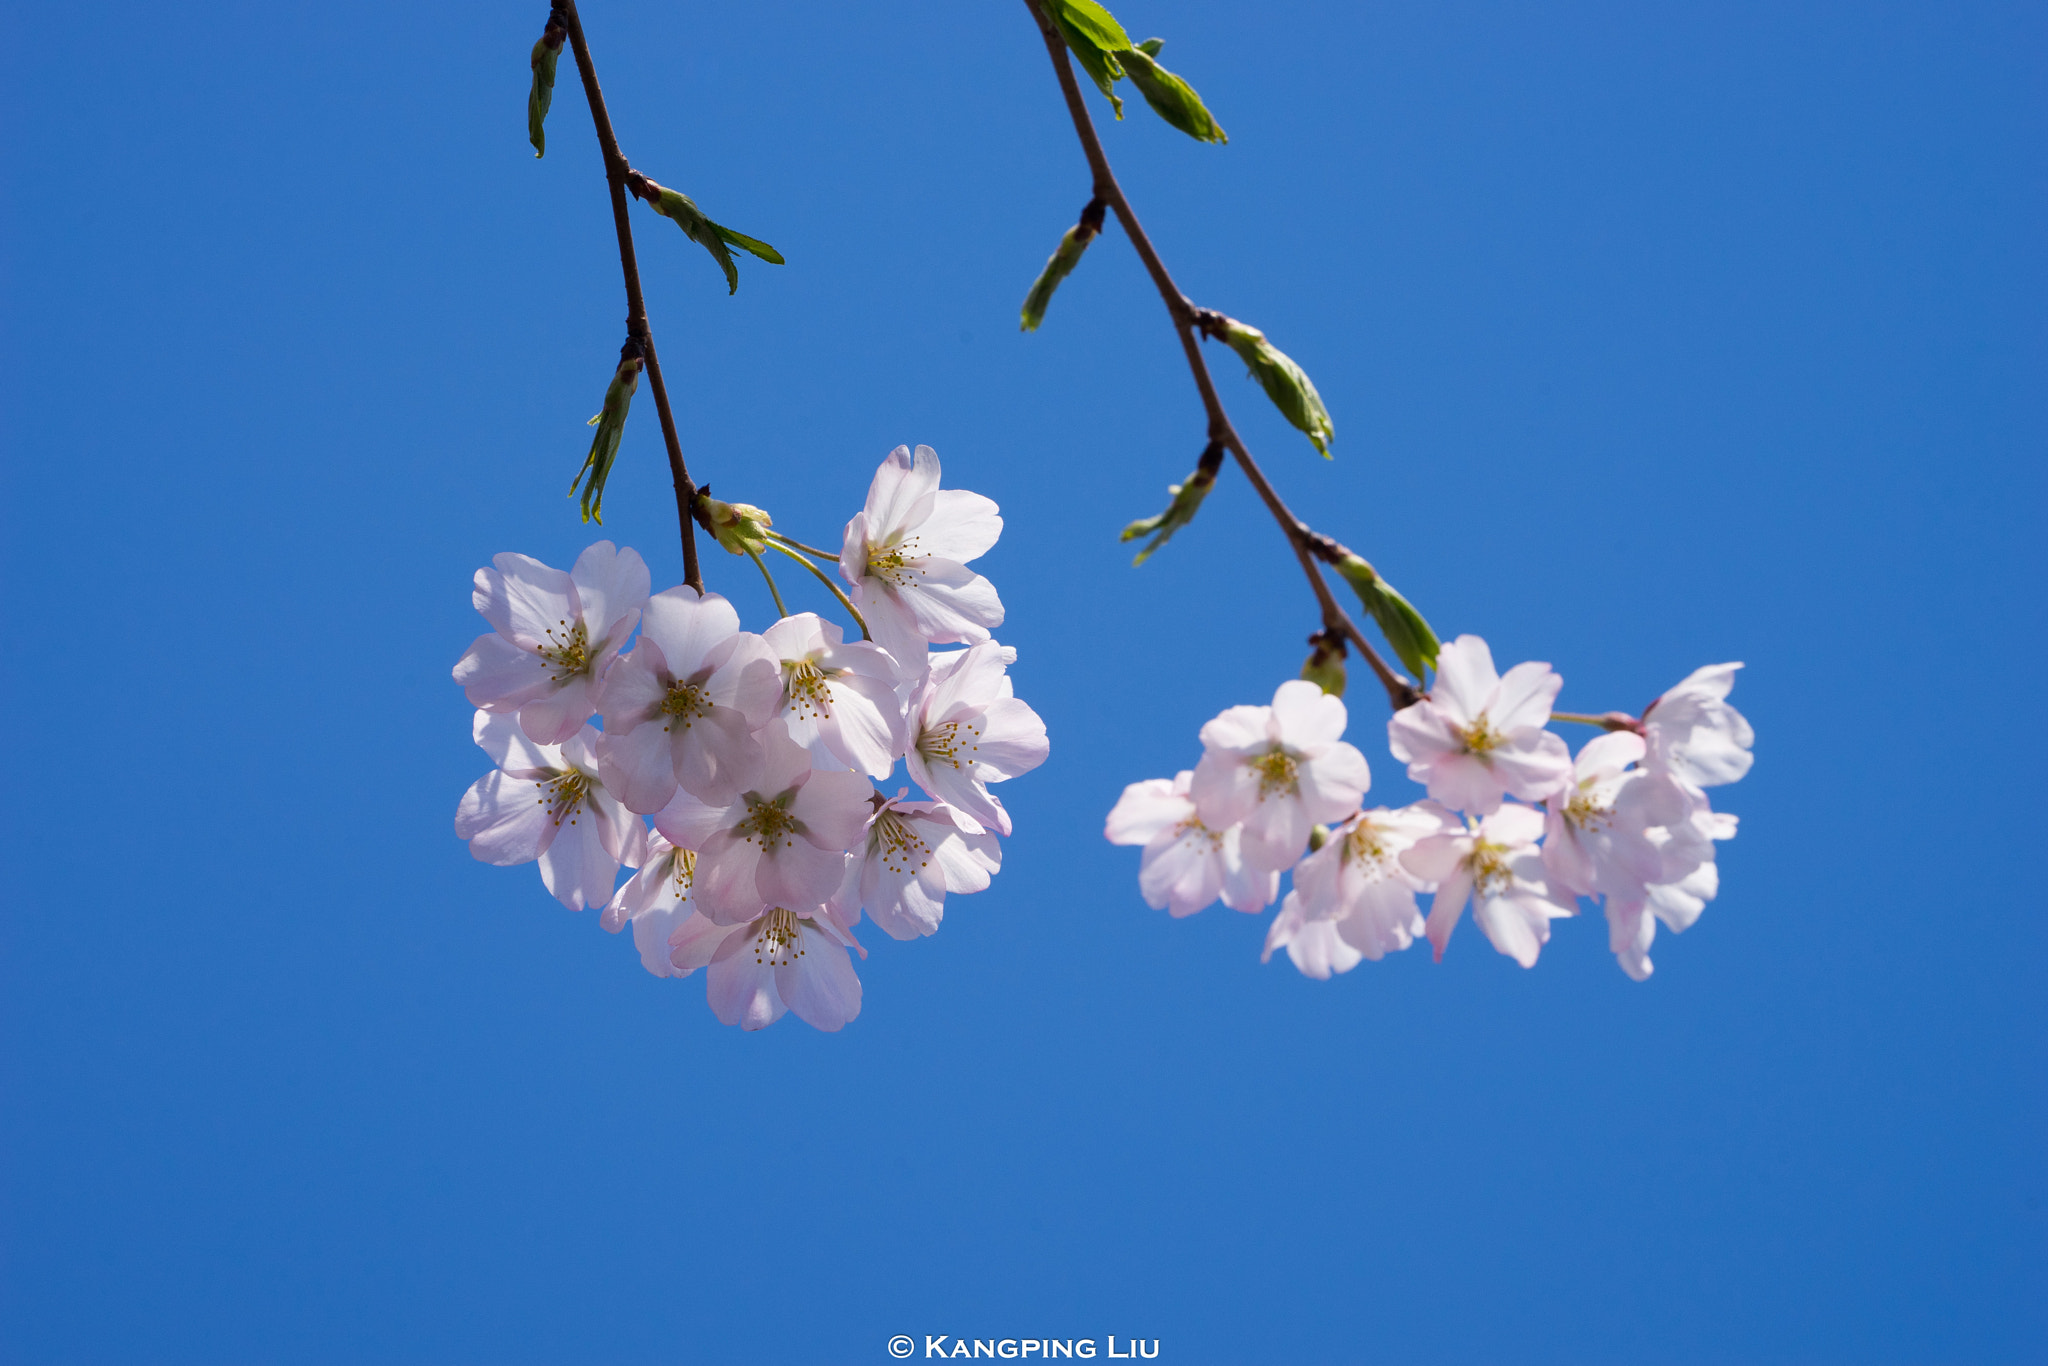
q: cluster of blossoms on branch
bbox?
[1107,637,1752,981]
[452,446,1048,1031]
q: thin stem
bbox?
[765,539,870,639]
[555,0,704,593]
[1022,1,1416,711]
[766,531,845,562]
[1553,710,1646,734]
[743,546,789,619]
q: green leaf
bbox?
[1046,0,1126,116]
[527,31,563,158]
[1019,201,1105,332]
[1332,554,1441,680]
[1218,319,1334,456]
[1135,36,1164,57]
[570,349,642,524]
[1117,43,1226,144]
[1118,444,1222,563]
[714,225,786,265]
[635,180,785,294]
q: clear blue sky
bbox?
[3,2,2042,1362]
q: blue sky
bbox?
[3,1,2042,1362]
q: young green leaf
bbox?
[1044,0,1126,116]
[628,173,784,294]
[1135,36,1164,57]
[527,21,565,158]
[1118,43,1227,144]
[1216,318,1335,456]
[1020,199,1107,331]
[1332,554,1441,680]
[1118,442,1223,564]
[570,346,643,524]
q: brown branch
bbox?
[554,0,703,593]
[1021,0,1416,710]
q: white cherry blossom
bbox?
[1605,787,1738,980]
[454,542,650,744]
[1539,731,1704,900]
[904,643,1048,837]
[838,444,1004,668]
[652,721,873,925]
[829,792,1000,941]
[455,711,642,913]
[1387,634,1571,815]
[761,612,908,780]
[1190,679,1371,872]
[1400,802,1574,967]
[666,904,865,1031]
[1287,805,1440,955]
[593,586,779,813]
[1644,662,1754,789]
[1261,895,1365,979]
[602,828,696,977]
[1104,771,1278,917]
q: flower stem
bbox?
[743,546,789,619]
[1552,710,1646,733]
[766,531,844,562]
[764,539,871,639]
[1021,0,1416,711]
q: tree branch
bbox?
[1021,0,1416,710]
[554,0,704,593]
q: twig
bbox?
[1021,0,1417,710]
[554,0,704,593]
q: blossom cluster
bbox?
[1106,636,1752,981]
[452,446,1048,1030]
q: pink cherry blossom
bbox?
[761,612,908,779]
[667,904,865,1031]
[1604,787,1738,980]
[1539,731,1703,900]
[454,542,650,744]
[829,792,1000,941]
[904,643,1048,837]
[1387,634,1572,815]
[1261,895,1366,979]
[1104,771,1278,917]
[593,586,780,813]
[1281,805,1440,958]
[838,444,1005,668]
[651,720,873,925]
[1189,679,1372,872]
[1400,802,1574,967]
[455,711,642,913]
[602,828,697,977]
[1644,662,1754,789]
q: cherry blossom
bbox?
[602,827,696,977]
[904,643,1048,837]
[1261,896,1365,979]
[838,444,1004,668]
[1539,731,1702,900]
[1386,634,1571,815]
[1189,679,1372,872]
[455,711,642,913]
[1400,802,1574,967]
[1104,771,1279,916]
[652,720,873,925]
[761,612,908,779]
[1645,662,1755,789]
[1605,789,1738,980]
[829,792,1000,941]
[593,586,780,813]
[666,904,865,1031]
[1286,805,1439,956]
[454,542,650,744]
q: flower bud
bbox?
[1306,824,1332,853]
[695,491,774,556]
[569,342,642,524]
[1215,317,1334,457]
[528,17,566,158]
[1333,554,1440,682]
[1120,440,1224,564]
[1300,631,1346,697]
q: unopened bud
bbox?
[695,491,774,556]
[1020,198,1107,332]
[527,17,566,158]
[569,342,642,524]
[1306,824,1331,853]
[1300,631,1347,697]
[1121,441,1224,564]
